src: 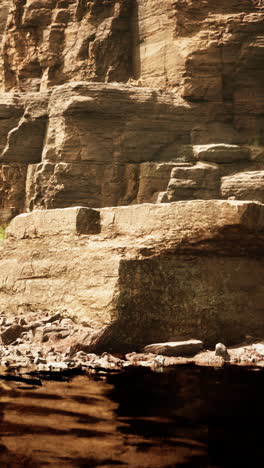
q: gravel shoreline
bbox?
[1,311,264,374]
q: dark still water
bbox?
[0,365,263,468]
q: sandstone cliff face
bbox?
[0,0,263,219]
[1,82,264,217]
[1,0,133,92]
[2,201,264,350]
[0,0,11,42]
[0,1,263,350]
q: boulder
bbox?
[143,340,203,357]
[1,200,264,352]
[215,343,228,358]
[1,324,25,345]
[193,145,250,164]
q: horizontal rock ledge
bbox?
[6,200,264,253]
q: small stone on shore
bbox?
[143,340,204,357]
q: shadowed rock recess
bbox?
[0,0,264,354]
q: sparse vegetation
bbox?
[0,226,6,241]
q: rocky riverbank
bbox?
[1,311,264,375]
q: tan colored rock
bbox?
[100,199,264,246]
[1,200,264,351]
[1,1,263,144]
[143,340,203,357]
[6,206,100,239]
[25,161,140,210]
[193,145,250,164]
[43,82,193,163]
[166,162,220,201]
[0,1,263,357]
[0,93,24,156]
[0,91,49,220]
[0,92,48,164]
[221,171,264,202]
[0,0,10,44]
[0,324,25,345]
[0,163,27,222]
[0,80,263,216]
[196,340,264,367]
[24,82,198,210]
[1,0,133,92]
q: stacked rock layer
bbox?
[0,1,264,351]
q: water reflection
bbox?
[0,366,263,467]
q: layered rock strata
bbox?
[0,1,10,44]
[0,1,264,222]
[1,83,264,222]
[1,200,264,351]
[0,1,264,352]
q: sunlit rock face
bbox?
[0,0,133,92]
[1,0,263,146]
[0,1,264,218]
[0,1,263,220]
[0,2,263,347]
[0,0,10,42]
[1,201,264,350]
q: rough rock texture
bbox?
[0,83,264,219]
[133,0,264,143]
[0,0,264,218]
[1,0,133,92]
[221,171,264,202]
[143,340,203,357]
[0,163,27,224]
[0,1,11,42]
[1,201,264,352]
[0,1,264,354]
[0,0,263,221]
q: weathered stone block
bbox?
[6,206,100,239]
[166,162,220,201]
[221,171,264,202]
[143,340,203,357]
[1,201,264,351]
[100,200,264,252]
[194,145,250,164]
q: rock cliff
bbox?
[2,200,264,351]
[0,0,264,223]
[0,1,263,351]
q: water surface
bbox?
[0,366,263,467]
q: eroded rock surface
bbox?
[1,0,133,92]
[0,1,263,220]
[0,83,263,218]
[0,1,263,362]
[1,201,264,352]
